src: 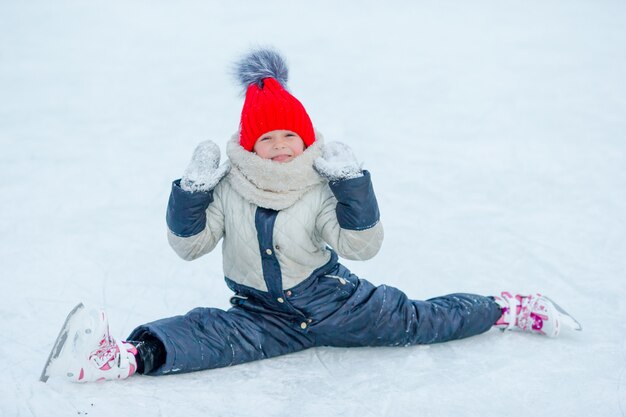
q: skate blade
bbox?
[543,296,583,331]
[40,303,85,382]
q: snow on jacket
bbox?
[165,133,384,292]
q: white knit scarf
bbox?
[225,132,326,210]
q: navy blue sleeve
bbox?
[166,179,214,237]
[328,170,380,231]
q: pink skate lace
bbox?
[77,336,138,381]
[494,292,548,333]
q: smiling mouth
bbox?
[272,154,293,162]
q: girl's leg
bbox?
[310,276,502,348]
[126,332,165,374]
[127,305,316,375]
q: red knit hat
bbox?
[236,49,315,151]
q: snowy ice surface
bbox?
[1,1,625,416]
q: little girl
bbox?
[45,49,581,383]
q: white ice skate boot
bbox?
[41,304,137,383]
[494,292,582,337]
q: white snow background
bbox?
[1,1,625,416]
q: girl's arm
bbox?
[165,140,228,260]
[166,179,225,260]
[316,170,384,260]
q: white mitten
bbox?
[180,140,230,192]
[313,141,363,182]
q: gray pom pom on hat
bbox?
[234,48,289,94]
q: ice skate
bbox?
[41,304,137,383]
[494,292,582,337]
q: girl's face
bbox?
[253,130,305,163]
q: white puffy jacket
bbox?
[167,134,384,292]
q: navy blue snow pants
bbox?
[128,261,502,376]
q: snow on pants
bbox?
[128,262,502,376]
